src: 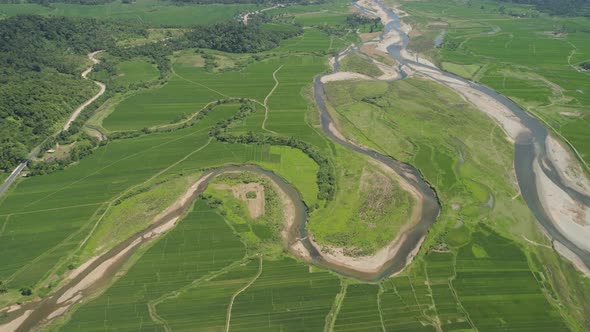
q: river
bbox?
[5,1,590,329]
[368,0,590,268]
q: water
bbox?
[371,0,590,268]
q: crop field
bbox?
[322,76,585,329]
[102,53,330,144]
[229,258,340,331]
[273,28,353,54]
[0,0,258,26]
[256,146,320,206]
[334,284,382,332]
[59,200,246,331]
[0,205,96,288]
[114,59,159,88]
[453,229,569,331]
[2,0,589,330]
[0,98,321,292]
[155,259,261,331]
[380,278,436,332]
[398,0,590,166]
[424,252,471,331]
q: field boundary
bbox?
[261,65,284,134]
[225,256,263,332]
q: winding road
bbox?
[3,1,590,329]
[0,51,105,197]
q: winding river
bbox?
[360,0,590,268]
[5,1,590,329]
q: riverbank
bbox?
[359,0,590,275]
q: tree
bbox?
[0,141,28,171]
[19,287,32,296]
[0,281,8,294]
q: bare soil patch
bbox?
[361,44,397,66]
[214,183,265,219]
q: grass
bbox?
[203,171,286,257]
[79,173,201,261]
[58,200,246,331]
[114,59,159,87]
[308,145,414,255]
[340,53,384,77]
[322,76,584,328]
[398,0,590,168]
[323,78,534,239]
[441,62,483,80]
[0,0,259,26]
[257,146,320,207]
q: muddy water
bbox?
[9,160,433,330]
[370,0,590,268]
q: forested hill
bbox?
[0,15,146,171]
[498,0,590,16]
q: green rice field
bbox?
[0,0,258,26]
[398,0,590,167]
[1,0,589,330]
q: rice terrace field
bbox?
[0,0,590,330]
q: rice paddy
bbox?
[0,0,258,26]
[0,0,588,330]
[398,0,590,167]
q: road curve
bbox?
[63,51,106,131]
[0,51,105,196]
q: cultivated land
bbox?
[322,76,583,330]
[0,0,258,26]
[393,0,590,168]
[1,0,590,330]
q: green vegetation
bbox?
[229,258,340,331]
[1,0,589,330]
[398,0,590,167]
[257,146,320,206]
[58,200,247,331]
[0,15,145,170]
[340,53,384,77]
[0,0,259,26]
[185,20,302,53]
[115,59,159,87]
[498,0,590,16]
[334,284,383,331]
[453,229,570,331]
[326,79,588,330]
[156,259,261,331]
[309,147,414,255]
[79,173,201,260]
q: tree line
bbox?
[0,15,146,171]
[497,0,590,16]
[209,100,335,203]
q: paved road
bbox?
[0,51,104,196]
[0,146,40,195]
